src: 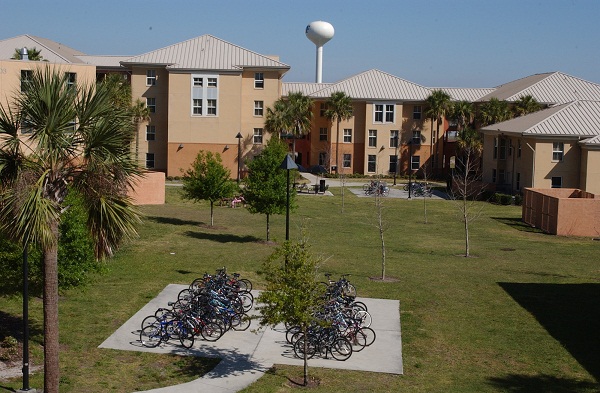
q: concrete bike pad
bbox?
[99,284,403,391]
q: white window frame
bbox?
[146,125,156,141]
[254,72,264,89]
[191,74,219,117]
[21,70,33,92]
[551,176,562,188]
[319,127,328,141]
[390,130,399,147]
[146,97,156,113]
[368,130,377,147]
[343,153,351,168]
[146,153,155,169]
[552,142,564,162]
[66,72,76,90]
[146,70,156,86]
[374,103,395,123]
[413,105,422,120]
[319,152,327,166]
[254,101,264,116]
[412,130,421,145]
[411,155,420,170]
[367,155,376,173]
[343,129,352,143]
[253,128,263,144]
[389,155,397,173]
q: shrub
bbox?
[492,193,513,205]
[514,194,523,206]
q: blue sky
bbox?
[2,0,599,88]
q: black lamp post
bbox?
[280,154,298,241]
[408,140,414,199]
[393,135,399,186]
[235,132,243,183]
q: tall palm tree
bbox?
[264,92,313,162]
[12,46,44,61]
[0,68,142,393]
[478,97,512,126]
[514,94,541,117]
[130,98,150,162]
[425,89,451,175]
[450,100,474,131]
[324,91,353,174]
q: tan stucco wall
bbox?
[580,148,600,194]
[534,140,580,189]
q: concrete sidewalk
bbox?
[99,284,403,392]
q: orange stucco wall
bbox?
[127,171,165,205]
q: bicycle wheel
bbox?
[141,315,158,331]
[140,325,162,348]
[238,291,254,312]
[330,337,353,361]
[347,329,368,352]
[176,322,195,349]
[286,325,301,344]
[232,314,251,331]
[355,310,372,328]
[178,289,193,306]
[293,336,316,360]
[360,327,376,346]
[201,321,224,341]
[239,278,253,292]
[343,283,357,298]
[351,301,368,312]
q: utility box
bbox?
[319,179,326,193]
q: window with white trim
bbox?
[411,155,420,170]
[389,155,397,173]
[254,72,264,89]
[147,97,156,113]
[551,176,562,188]
[412,130,421,145]
[518,139,522,158]
[146,70,156,86]
[374,103,395,123]
[320,103,327,117]
[146,125,155,141]
[499,138,507,160]
[368,130,377,147]
[319,152,327,166]
[20,70,32,92]
[146,153,155,169]
[191,74,219,117]
[413,105,422,120]
[552,142,564,161]
[253,128,263,144]
[319,127,328,141]
[343,153,351,168]
[390,130,399,147]
[254,101,263,116]
[66,72,76,90]
[343,129,352,143]
[492,169,497,183]
[192,99,202,115]
[367,155,376,172]
[493,137,498,159]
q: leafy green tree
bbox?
[450,100,474,131]
[181,151,237,227]
[514,94,541,117]
[0,67,142,393]
[478,97,512,126]
[264,92,313,162]
[12,46,44,61]
[425,89,452,175]
[324,91,353,174]
[243,137,295,241]
[256,237,324,386]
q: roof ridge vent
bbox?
[20,47,29,61]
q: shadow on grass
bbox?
[491,217,546,234]
[487,373,599,392]
[0,310,43,343]
[146,216,206,227]
[499,283,600,382]
[184,231,261,244]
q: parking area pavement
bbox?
[99,284,403,392]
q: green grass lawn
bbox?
[1,186,599,392]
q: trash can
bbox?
[319,179,326,193]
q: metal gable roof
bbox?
[481,100,600,137]
[478,72,600,104]
[120,35,290,71]
[282,82,333,96]
[438,87,496,102]
[0,34,85,63]
[306,69,432,101]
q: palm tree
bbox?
[130,98,150,162]
[324,91,353,174]
[12,46,44,61]
[450,100,474,131]
[264,92,313,162]
[478,97,512,126]
[514,95,541,117]
[0,67,142,393]
[425,89,451,175]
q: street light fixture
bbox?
[235,132,243,183]
[408,140,414,199]
[280,154,298,241]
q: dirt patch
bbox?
[287,375,321,388]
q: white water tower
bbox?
[305,21,334,83]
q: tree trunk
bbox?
[210,200,214,227]
[266,213,270,241]
[302,325,308,386]
[43,220,60,393]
